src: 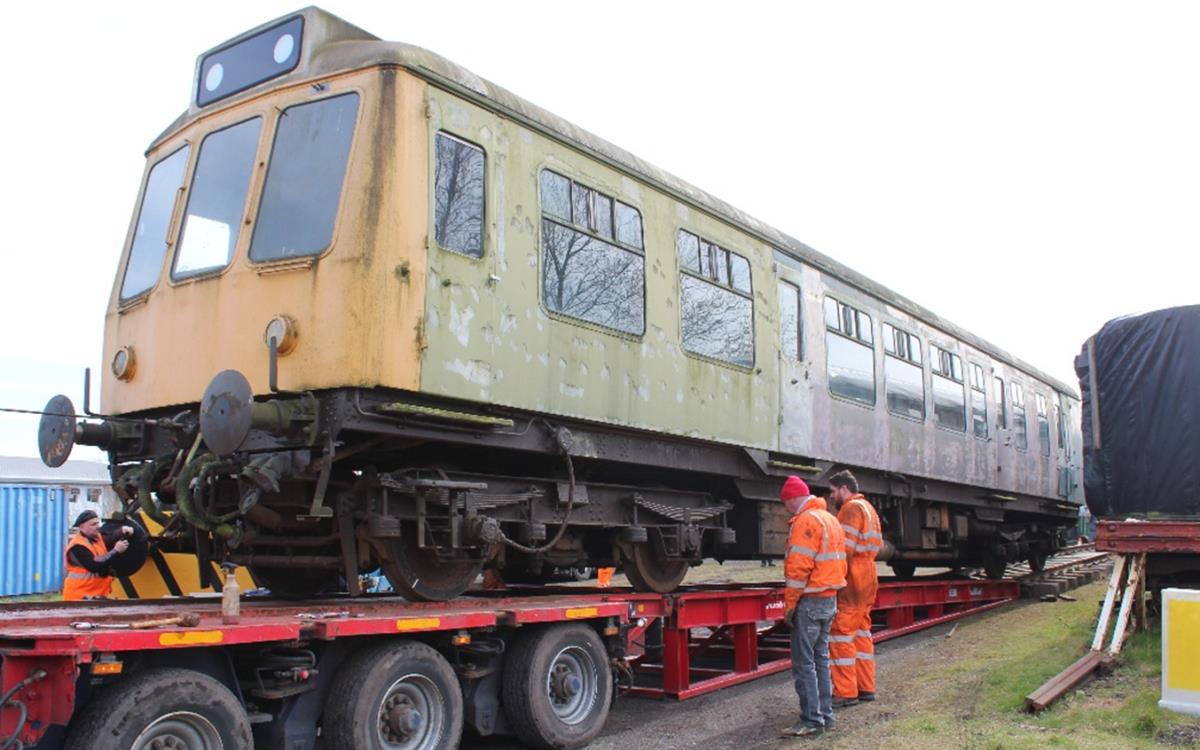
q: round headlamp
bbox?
[111,346,137,381]
[264,315,298,356]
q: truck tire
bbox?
[323,640,462,750]
[502,623,612,749]
[64,667,251,750]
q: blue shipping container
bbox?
[0,485,69,597]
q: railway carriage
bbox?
[38,7,1083,600]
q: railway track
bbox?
[982,543,1113,598]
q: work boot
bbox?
[858,691,876,702]
[832,696,859,709]
[781,722,824,737]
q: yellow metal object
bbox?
[160,630,224,646]
[396,618,441,631]
[1160,589,1200,716]
[111,513,257,599]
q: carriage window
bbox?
[678,230,754,366]
[930,344,966,432]
[433,133,485,258]
[778,281,801,361]
[1036,393,1052,457]
[251,93,360,261]
[883,323,924,420]
[969,363,988,439]
[1056,401,1069,450]
[121,146,190,299]
[994,376,1007,429]
[825,297,875,405]
[1011,382,1028,450]
[174,117,262,278]
[541,171,644,335]
[541,170,570,220]
[615,201,643,248]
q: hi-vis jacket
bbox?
[62,532,113,601]
[783,497,847,611]
[837,494,883,608]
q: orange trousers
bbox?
[830,604,875,698]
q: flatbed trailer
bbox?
[0,578,1020,750]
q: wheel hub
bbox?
[550,665,582,700]
[375,673,440,750]
[132,711,223,750]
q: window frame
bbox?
[171,115,265,282]
[882,322,925,421]
[1010,381,1029,451]
[677,228,756,368]
[777,279,803,362]
[119,144,192,304]
[432,130,487,260]
[537,167,646,338]
[1035,392,1052,458]
[929,343,967,433]
[247,91,362,266]
[823,295,877,407]
[968,361,989,440]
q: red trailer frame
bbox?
[0,578,1020,748]
[1096,519,1200,554]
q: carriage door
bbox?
[1056,392,1082,502]
[775,253,813,456]
[992,372,1017,492]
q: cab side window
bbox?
[433,132,485,258]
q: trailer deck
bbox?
[0,578,1023,749]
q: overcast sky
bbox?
[1,1,1196,459]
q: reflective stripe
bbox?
[815,551,845,561]
[831,658,856,667]
[786,580,805,589]
[856,652,875,661]
[65,571,100,580]
[803,583,845,594]
[789,545,816,558]
[841,524,862,538]
[830,635,855,643]
[856,630,873,638]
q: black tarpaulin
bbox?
[1075,305,1200,518]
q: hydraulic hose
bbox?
[498,427,578,555]
[0,669,46,750]
[136,456,174,527]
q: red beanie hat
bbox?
[780,476,810,502]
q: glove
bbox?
[783,607,795,629]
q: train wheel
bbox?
[1028,550,1047,572]
[64,667,252,750]
[251,566,341,598]
[324,640,463,750]
[983,551,1009,580]
[889,562,916,580]
[621,530,689,593]
[502,624,612,750]
[380,523,483,601]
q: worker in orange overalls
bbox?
[827,470,882,707]
[62,511,133,601]
[780,476,847,738]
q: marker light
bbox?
[264,315,298,356]
[197,15,303,107]
[112,346,137,381]
[273,34,295,64]
[205,63,225,92]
